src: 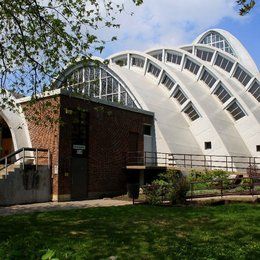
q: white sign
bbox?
[73,145,86,150]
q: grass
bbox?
[0,204,260,259]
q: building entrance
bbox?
[70,111,89,200]
[0,117,14,158]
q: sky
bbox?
[97,0,260,70]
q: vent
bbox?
[132,57,145,68]
[214,85,231,103]
[173,88,187,105]
[196,49,213,62]
[166,52,182,65]
[151,52,163,61]
[147,63,161,77]
[184,59,200,75]
[204,142,212,150]
[226,101,246,121]
[184,104,200,121]
[161,75,175,90]
[233,66,252,86]
[215,54,234,72]
[248,82,260,102]
[115,58,127,67]
[201,70,217,88]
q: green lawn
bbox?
[0,204,260,259]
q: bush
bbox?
[142,169,189,205]
[142,183,165,205]
[188,169,229,182]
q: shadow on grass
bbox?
[0,204,260,259]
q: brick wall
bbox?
[22,97,60,197]
[23,93,154,200]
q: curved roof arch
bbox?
[193,29,258,74]
[53,59,143,109]
[109,50,211,119]
[144,46,260,108]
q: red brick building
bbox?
[20,90,154,201]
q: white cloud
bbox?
[97,0,242,57]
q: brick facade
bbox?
[23,93,153,201]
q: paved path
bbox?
[0,199,132,216]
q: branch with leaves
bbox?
[0,0,142,107]
[237,0,256,15]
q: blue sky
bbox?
[99,0,260,70]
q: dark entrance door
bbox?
[70,111,89,200]
[71,158,88,200]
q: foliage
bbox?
[188,169,232,192]
[247,163,260,177]
[142,182,166,205]
[237,0,256,15]
[0,0,142,109]
[41,249,58,260]
[0,204,260,259]
[143,169,189,205]
[188,169,230,182]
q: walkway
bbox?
[0,199,132,216]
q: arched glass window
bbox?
[60,66,138,108]
[200,32,236,57]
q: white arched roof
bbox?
[193,29,259,74]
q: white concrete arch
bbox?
[142,47,260,156]
[0,94,32,153]
[108,50,254,157]
[144,47,259,118]
[193,29,259,74]
[53,59,142,109]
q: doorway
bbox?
[0,117,14,158]
[70,110,89,200]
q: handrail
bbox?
[0,147,49,163]
[125,151,260,173]
[0,147,51,177]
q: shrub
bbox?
[142,183,164,205]
[159,169,189,205]
[247,164,259,177]
[143,169,189,205]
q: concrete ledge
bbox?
[52,194,71,202]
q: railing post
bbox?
[226,156,228,171]
[190,155,193,168]
[184,154,186,168]
[165,153,167,166]
[204,155,206,169]
[5,156,7,177]
[220,180,223,198]
[22,148,25,170]
[144,151,146,166]
[231,156,234,172]
[48,150,51,170]
[36,149,38,171]
[210,155,212,170]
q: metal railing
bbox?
[188,176,260,200]
[126,151,260,173]
[0,147,51,178]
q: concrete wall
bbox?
[0,165,51,206]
